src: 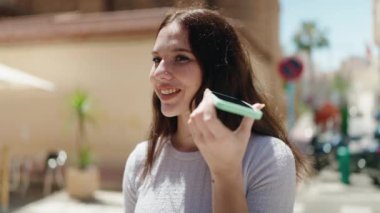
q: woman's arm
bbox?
[123,159,137,213]
[211,169,248,213]
[188,89,265,213]
[123,143,145,213]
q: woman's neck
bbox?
[172,113,198,152]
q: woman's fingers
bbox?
[190,89,265,146]
[236,103,265,136]
[190,89,230,139]
[189,94,216,143]
[188,117,201,142]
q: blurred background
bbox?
[0,0,379,212]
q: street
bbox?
[295,169,380,213]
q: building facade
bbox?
[0,0,284,190]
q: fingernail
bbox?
[203,112,212,121]
[258,104,265,110]
[204,88,211,94]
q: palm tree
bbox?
[293,21,329,80]
[66,89,100,200]
[293,21,329,106]
[70,89,94,169]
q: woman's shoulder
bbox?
[127,141,149,164]
[245,134,294,163]
[133,141,149,154]
[123,141,149,178]
[244,134,296,188]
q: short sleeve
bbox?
[244,136,297,213]
[122,142,147,213]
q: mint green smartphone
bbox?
[211,91,263,120]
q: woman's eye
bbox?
[152,57,161,64]
[175,55,190,63]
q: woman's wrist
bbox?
[211,167,248,213]
[211,167,243,184]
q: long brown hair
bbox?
[144,8,309,181]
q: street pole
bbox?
[286,81,296,130]
[278,57,303,131]
[375,0,380,46]
[374,0,380,106]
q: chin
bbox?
[160,106,178,117]
[161,111,177,117]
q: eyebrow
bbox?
[152,47,192,55]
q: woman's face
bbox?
[150,22,202,117]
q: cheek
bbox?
[193,67,203,88]
[149,66,155,83]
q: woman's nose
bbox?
[153,61,172,80]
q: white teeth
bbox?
[160,89,179,95]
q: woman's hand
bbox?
[188,89,265,177]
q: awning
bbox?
[0,63,55,91]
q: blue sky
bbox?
[280,0,374,71]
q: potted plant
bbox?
[65,89,100,200]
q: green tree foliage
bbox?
[293,21,329,55]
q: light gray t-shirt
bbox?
[123,135,296,213]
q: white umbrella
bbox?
[0,63,55,91]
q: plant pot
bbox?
[65,166,100,200]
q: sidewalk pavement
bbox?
[294,170,380,213]
[9,169,380,213]
[13,190,123,213]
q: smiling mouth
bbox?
[160,88,181,95]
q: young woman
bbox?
[123,8,308,213]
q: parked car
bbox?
[310,131,369,174]
[347,134,369,173]
[362,112,380,185]
[309,131,341,171]
[374,110,380,140]
[362,144,380,185]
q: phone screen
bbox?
[212,91,251,108]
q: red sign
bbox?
[278,57,303,81]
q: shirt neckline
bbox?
[166,141,203,161]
